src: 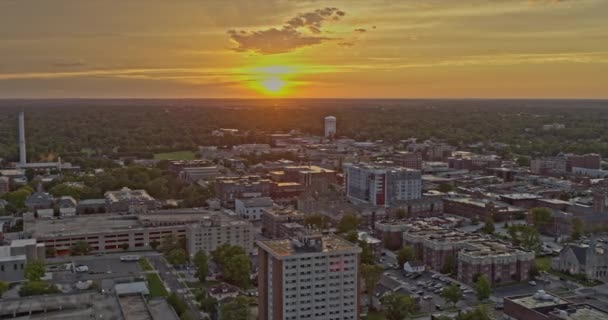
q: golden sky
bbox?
[1,0,607,98]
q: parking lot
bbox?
[380,268,480,313]
[49,256,144,286]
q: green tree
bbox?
[381,293,416,320]
[344,230,359,243]
[516,156,531,167]
[193,250,209,283]
[1,187,33,208]
[167,248,187,266]
[530,207,552,230]
[212,244,251,288]
[337,213,360,233]
[441,284,462,306]
[24,260,45,281]
[456,306,492,320]
[224,254,251,288]
[212,244,246,269]
[361,264,384,309]
[304,214,329,229]
[49,183,83,200]
[19,281,60,297]
[0,281,9,296]
[572,218,584,241]
[441,255,456,275]
[438,183,453,193]
[395,208,407,219]
[508,225,542,252]
[199,294,218,316]
[71,240,92,256]
[167,292,188,316]
[179,311,195,320]
[481,216,495,234]
[220,296,251,320]
[359,241,375,265]
[474,275,491,301]
[397,245,415,267]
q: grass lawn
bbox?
[535,256,551,272]
[363,312,387,320]
[153,150,196,160]
[146,273,168,297]
[139,258,154,271]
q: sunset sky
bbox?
[1,0,607,98]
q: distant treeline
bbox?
[1,99,608,161]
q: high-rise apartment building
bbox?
[257,234,361,320]
[324,116,336,138]
[344,163,422,207]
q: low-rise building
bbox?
[552,242,608,281]
[504,290,608,320]
[77,198,107,214]
[235,197,274,221]
[215,176,271,208]
[261,207,306,239]
[402,223,534,286]
[105,187,159,213]
[458,240,534,286]
[0,176,9,195]
[0,239,45,283]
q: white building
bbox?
[344,162,422,207]
[0,239,45,283]
[257,234,361,320]
[324,116,336,138]
[235,197,274,221]
[186,214,254,256]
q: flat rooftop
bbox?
[26,214,144,237]
[258,234,359,257]
[510,292,567,309]
[550,305,608,320]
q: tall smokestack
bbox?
[19,111,26,165]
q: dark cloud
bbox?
[228,7,345,54]
[354,28,367,33]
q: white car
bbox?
[529,281,537,286]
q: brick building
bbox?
[261,207,306,239]
[504,291,608,320]
[215,176,271,208]
[257,234,361,320]
[402,223,534,286]
[458,240,534,286]
[392,151,422,170]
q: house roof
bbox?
[406,261,425,268]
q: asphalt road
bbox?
[149,255,203,320]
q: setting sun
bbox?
[261,77,286,94]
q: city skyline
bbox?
[1,0,607,99]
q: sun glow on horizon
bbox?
[246,65,296,96]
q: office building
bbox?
[344,163,422,207]
[186,214,254,256]
[257,234,361,320]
